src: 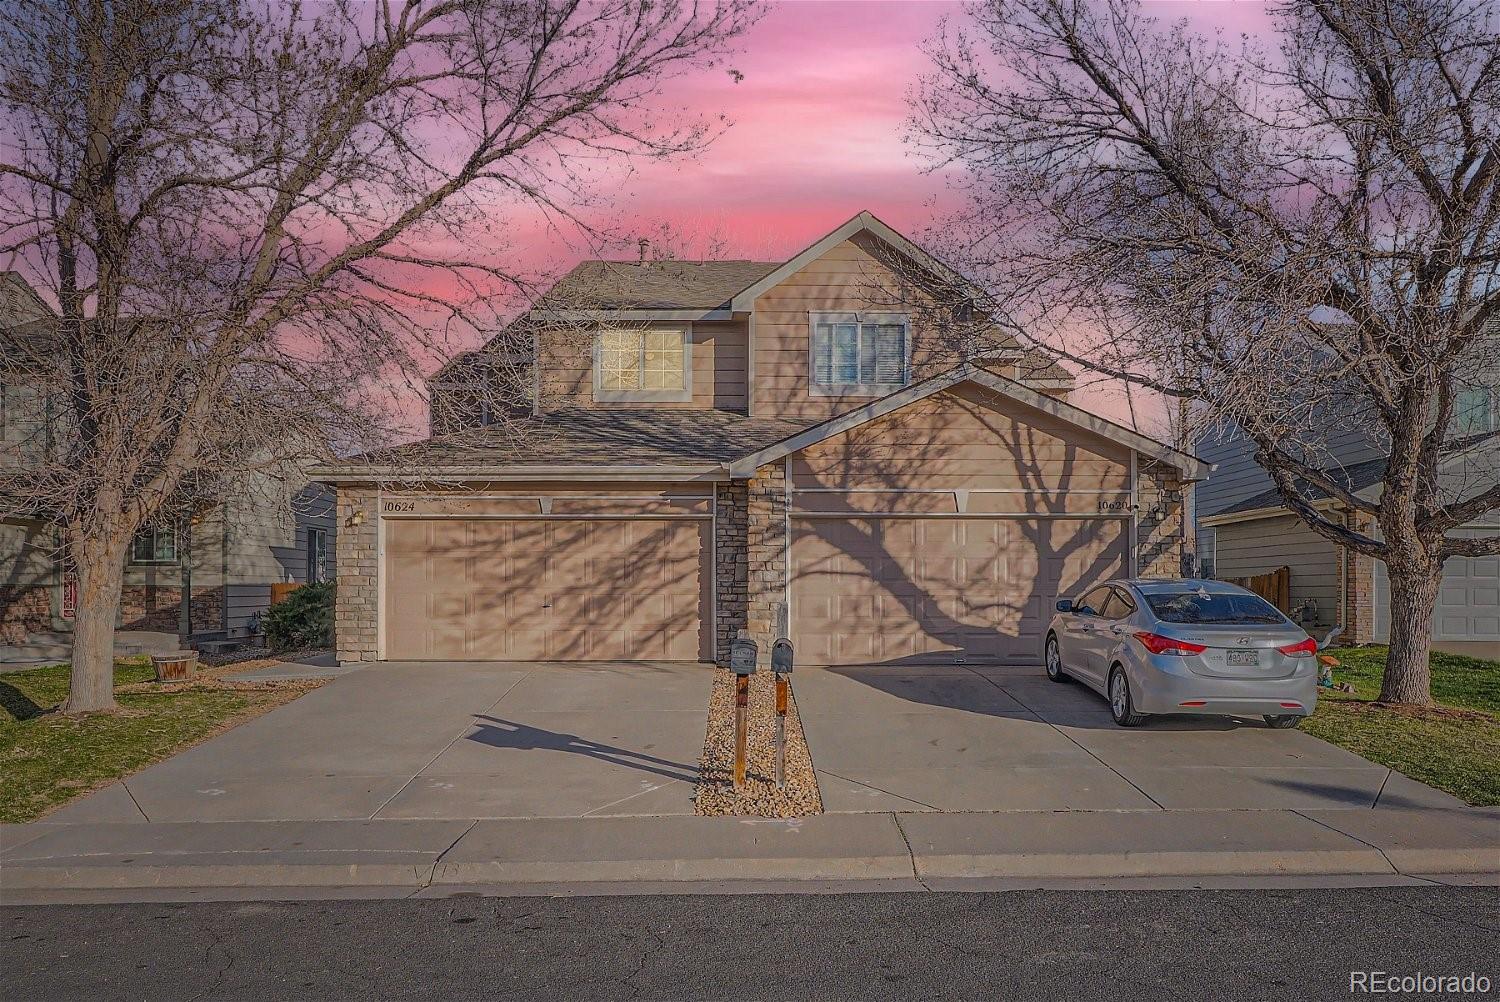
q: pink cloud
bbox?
[398,0,1280,433]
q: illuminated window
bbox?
[594,328,691,401]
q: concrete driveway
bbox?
[49,662,712,823]
[796,664,1465,813]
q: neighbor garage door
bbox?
[1374,526,1499,655]
[384,518,709,661]
[791,516,1129,666]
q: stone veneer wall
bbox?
[713,482,748,667]
[335,485,379,662]
[120,585,181,632]
[0,584,51,644]
[1136,460,1187,579]
[189,586,224,635]
[743,462,789,668]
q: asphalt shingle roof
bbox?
[1212,455,1390,517]
[545,259,783,310]
[335,408,810,472]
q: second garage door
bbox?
[791,516,1129,666]
[384,518,709,661]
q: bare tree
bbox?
[911,0,1499,703]
[0,0,760,712]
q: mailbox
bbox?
[770,638,794,674]
[729,630,759,676]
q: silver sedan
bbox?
[1043,579,1320,728]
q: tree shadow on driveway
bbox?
[465,714,698,784]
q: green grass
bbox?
[0,659,300,823]
[1301,646,1500,806]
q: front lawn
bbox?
[1301,646,1500,806]
[0,658,320,823]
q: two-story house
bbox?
[316,212,1208,667]
[0,272,338,654]
[1196,386,1500,658]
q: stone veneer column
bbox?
[335,485,379,662]
[744,462,788,667]
[1136,460,1186,579]
[713,481,748,667]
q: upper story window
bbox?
[810,312,909,396]
[130,524,177,565]
[1455,381,1497,436]
[594,326,692,403]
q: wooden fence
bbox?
[1224,566,1292,613]
[269,582,303,606]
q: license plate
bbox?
[1226,649,1260,667]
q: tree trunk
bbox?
[1379,557,1442,706]
[61,531,129,714]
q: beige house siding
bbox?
[789,383,1131,495]
[538,319,748,411]
[750,232,974,421]
[1212,513,1342,627]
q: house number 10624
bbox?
[382,501,416,513]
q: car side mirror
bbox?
[1055,599,1073,613]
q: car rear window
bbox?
[1144,592,1286,625]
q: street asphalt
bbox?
[4,886,1496,1000]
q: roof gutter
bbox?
[312,464,731,485]
[1199,497,1342,528]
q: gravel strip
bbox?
[695,669,823,817]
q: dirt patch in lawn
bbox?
[695,669,823,818]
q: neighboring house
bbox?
[1196,403,1500,658]
[316,211,1208,667]
[0,273,338,650]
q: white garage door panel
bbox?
[1374,529,1500,646]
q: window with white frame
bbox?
[809,313,910,395]
[594,327,691,402]
[130,524,177,564]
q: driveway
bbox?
[46,659,1463,826]
[796,664,1466,813]
[48,663,712,823]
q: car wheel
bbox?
[1264,714,1301,729]
[1108,665,1147,727]
[1045,634,1069,683]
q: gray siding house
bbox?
[1196,419,1500,658]
[0,272,337,651]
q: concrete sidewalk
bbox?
[3,807,1495,902]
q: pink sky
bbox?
[429,0,1281,433]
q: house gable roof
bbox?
[727,363,1211,480]
[730,210,964,313]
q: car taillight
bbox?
[1133,632,1208,656]
[1277,638,1318,658]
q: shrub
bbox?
[263,581,334,651]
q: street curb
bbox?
[8,847,1497,892]
[1,862,438,890]
[912,848,1395,880]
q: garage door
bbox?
[384,518,709,661]
[1374,527,1499,655]
[791,517,1129,666]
